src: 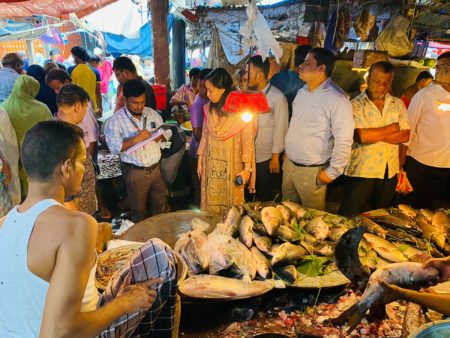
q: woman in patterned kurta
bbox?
[197,68,256,215]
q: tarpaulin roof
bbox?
[0,0,119,19]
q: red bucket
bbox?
[151,84,168,110]
[296,36,311,45]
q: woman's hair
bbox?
[205,68,234,115]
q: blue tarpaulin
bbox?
[102,7,174,57]
[104,23,153,57]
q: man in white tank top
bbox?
[0,120,178,337]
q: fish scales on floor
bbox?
[174,203,449,287]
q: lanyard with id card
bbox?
[126,108,148,131]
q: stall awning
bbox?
[0,0,119,19]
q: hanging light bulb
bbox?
[223,90,270,115]
[437,102,450,112]
[223,46,270,120]
[241,111,254,122]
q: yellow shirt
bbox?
[344,93,410,179]
[70,64,100,111]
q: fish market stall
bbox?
[98,203,450,337]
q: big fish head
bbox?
[276,204,293,222]
[261,206,283,235]
[304,217,329,240]
[408,265,440,286]
[397,204,417,218]
[432,211,450,229]
[224,206,242,225]
[372,262,440,288]
[281,201,307,218]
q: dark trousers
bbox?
[399,156,450,209]
[255,160,273,202]
[189,155,201,207]
[339,174,397,217]
[122,164,167,222]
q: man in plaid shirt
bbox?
[0,121,178,338]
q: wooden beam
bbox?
[149,0,171,91]
[26,40,35,65]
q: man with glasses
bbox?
[340,61,410,216]
[0,53,24,103]
[105,79,171,222]
[400,52,450,209]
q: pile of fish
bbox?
[174,201,450,286]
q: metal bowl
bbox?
[408,320,450,338]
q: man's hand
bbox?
[269,154,280,174]
[117,278,162,313]
[388,122,400,133]
[424,256,450,282]
[97,109,103,119]
[135,130,152,143]
[2,160,11,185]
[380,280,408,304]
[152,132,166,142]
[318,170,333,184]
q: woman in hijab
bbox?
[0,107,19,215]
[197,68,256,215]
[1,75,52,197]
[26,64,58,115]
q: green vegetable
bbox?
[296,255,330,277]
[292,222,306,240]
[423,59,436,68]
[397,244,409,252]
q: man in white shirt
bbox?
[283,48,354,210]
[401,51,450,209]
[340,62,410,216]
[105,79,171,222]
[247,55,289,201]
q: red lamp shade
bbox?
[222,90,270,114]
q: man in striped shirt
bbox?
[105,80,171,222]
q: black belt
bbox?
[291,160,327,168]
[122,162,159,171]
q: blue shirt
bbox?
[0,67,20,103]
[285,78,354,180]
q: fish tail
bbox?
[346,304,367,334]
[333,302,367,334]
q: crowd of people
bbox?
[195,48,450,217]
[0,46,449,221]
[0,42,449,336]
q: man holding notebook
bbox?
[105,79,171,221]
